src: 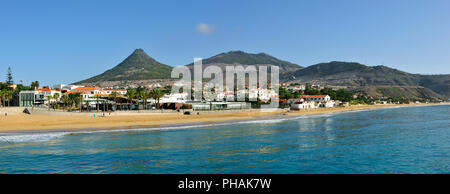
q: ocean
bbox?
[0,105,449,174]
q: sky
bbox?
[1,0,450,86]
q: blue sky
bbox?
[1,0,450,86]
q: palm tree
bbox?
[77,94,83,112]
[0,90,4,107]
[110,91,120,110]
[53,93,60,110]
[6,91,13,107]
[85,101,90,112]
[126,89,136,110]
[68,93,75,111]
[94,94,101,112]
[68,93,82,112]
[136,87,144,111]
[46,95,52,110]
[60,94,68,111]
[150,88,164,109]
[141,91,149,110]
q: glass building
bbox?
[19,91,35,107]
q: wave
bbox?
[0,107,401,143]
[0,132,69,143]
[237,118,287,124]
[0,123,230,143]
[0,118,289,143]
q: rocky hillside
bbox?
[283,61,450,99]
[75,49,173,85]
[185,50,303,74]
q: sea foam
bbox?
[0,108,379,143]
[0,132,68,143]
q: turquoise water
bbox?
[0,105,449,174]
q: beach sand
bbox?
[0,103,448,133]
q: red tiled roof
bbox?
[36,88,57,92]
[71,86,101,91]
[65,91,89,95]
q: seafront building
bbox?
[186,101,251,111]
[18,86,124,108]
[289,95,335,110]
[299,95,331,102]
[16,82,340,111]
[19,88,62,107]
[102,88,127,95]
[53,84,84,92]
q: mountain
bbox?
[75,49,173,84]
[283,61,450,99]
[185,50,303,73]
[73,49,449,100]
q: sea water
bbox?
[0,105,449,174]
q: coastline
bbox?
[0,102,449,134]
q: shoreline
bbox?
[0,103,449,134]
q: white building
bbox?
[102,88,127,95]
[318,100,335,108]
[290,99,317,110]
[23,88,63,106]
[299,95,331,102]
[53,84,84,92]
[155,92,189,103]
[258,89,278,102]
[290,95,334,110]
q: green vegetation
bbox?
[30,81,39,90]
[186,50,303,74]
[6,67,13,84]
[283,61,450,99]
[280,84,355,102]
[198,51,301,69]
[279,83,419,104]
[150,88,164,109]
[0,90,13,107]
[75,49,173,84]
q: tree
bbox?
[6,67,13,84]
[30,81,39,90]
[136,86,145,110]
[85,101,90,112]
[60,94,68,111]
[46,95,52,110]
[141,91,149,110]
[126,89,136,110]
[6,91,13,107]
[94,94,101,112]
[68,93,82,112]
[150,88,164,109]
[110,91,120,110]
[279,87,294,99]
[53,93,60,110]
[110,91,120,103]
[0,90,4,107]
[77,94,83,112]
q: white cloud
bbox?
[196,23,215,35]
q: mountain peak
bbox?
[74,49,172,84]
[185,50,303,72]
[225,50,246,55]
[132,48,146,55]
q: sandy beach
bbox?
[0,103,448,133]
